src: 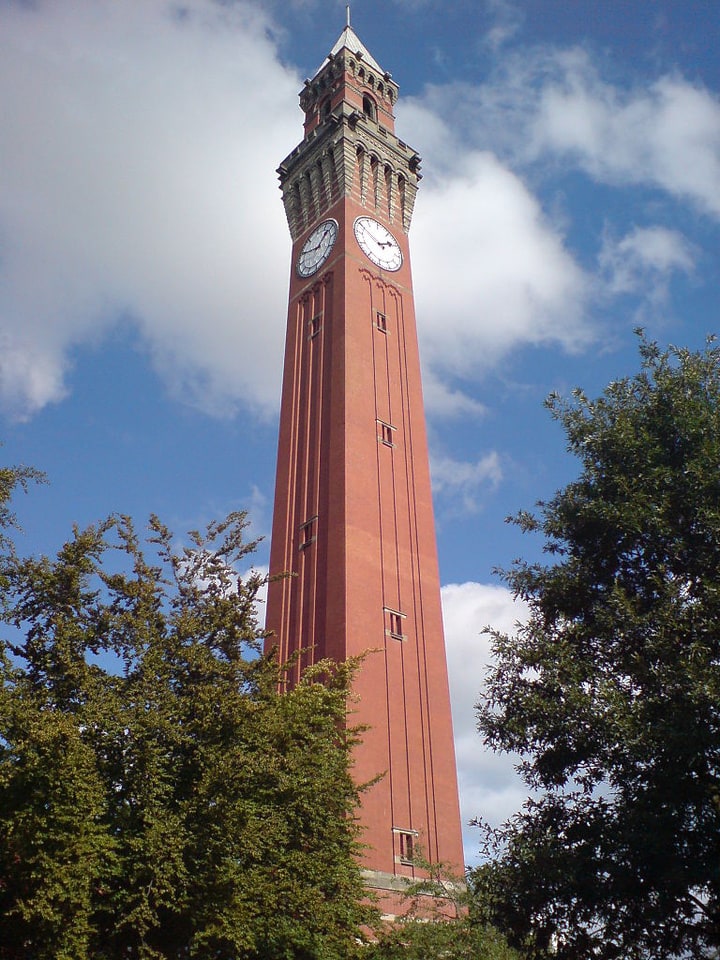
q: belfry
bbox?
[266,15,464,912]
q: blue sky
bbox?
[2,0,719,863]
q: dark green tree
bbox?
[477,336,720,959]
[0,496,373,958]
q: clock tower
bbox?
[266,17,464,914]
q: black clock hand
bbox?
[313,228,332,251]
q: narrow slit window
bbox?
[384,607,406,640]
[375,311,388,333]
[299,516,317,550]
[308,314,322,339]
[377,420,395,447]
[394,829,417,865]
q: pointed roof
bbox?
[313,25,386,79]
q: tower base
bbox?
[362,870,465,922]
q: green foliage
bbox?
[0,455,43,601]
[363,854,522,960]
[477,335,720,958]
[363,858,520,960]
[366,916,521,960]
[0,496,373,959]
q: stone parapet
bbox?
[278,105,421,240]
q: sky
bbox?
[1,0,719,865]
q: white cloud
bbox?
[0,2,600,422]
[0,336,69,416]
[0,0,299,419]
[4,4,714,426]
[431,450,502,513]
[397,49,719,378]
[403,133,592,386]
[482,0,523,51]
[247,564,269,630]
[531,53,720,217]
[442,581,529,863]
[421,371,487,420]
[599,225,695,299]
[407,47,720,220]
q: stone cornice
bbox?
[278,110,421,241]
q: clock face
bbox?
[296,219,338,278]
[353,217,403,272]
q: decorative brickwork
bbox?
[277,43,421,239]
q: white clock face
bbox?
[353,217,403,272]
[296,219,338,278]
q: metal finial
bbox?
[346,4,351,27]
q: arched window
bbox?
[363,94,377,121]
[293,181,304,230]
[317,158,328,207]
[370,155,379,207]
[356,145,367,203]
[305,169,316,223]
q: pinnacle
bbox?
[313,22,386,79]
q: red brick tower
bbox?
[266,18,464,912]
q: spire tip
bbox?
[346,4,351,28]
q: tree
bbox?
[364,855,522,960]
[476,336,720,959]
[0,456,43,596]
[0,500,374,959]
[365,916,521,960]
